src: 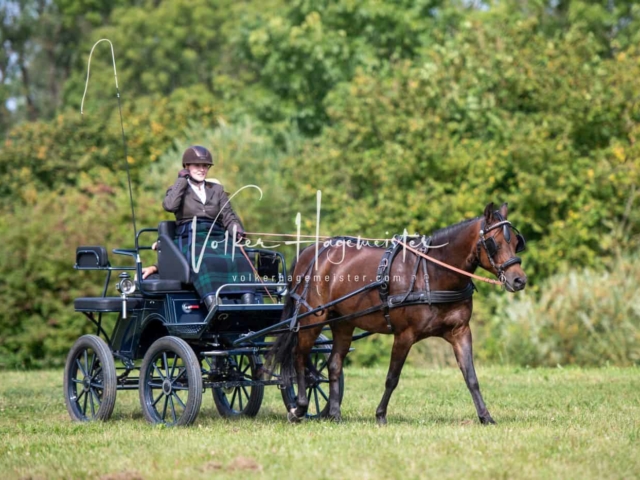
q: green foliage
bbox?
[2,0,640,368]
[0,86,219,208]
[480,252,640,367]
[284,14,640,281]
[0,184,162,368]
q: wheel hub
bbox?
[82,377,91,391]
[162,379,172,395]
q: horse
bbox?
[269,202,527,425]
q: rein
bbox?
[239,246,276,303]
[396,241,503,286]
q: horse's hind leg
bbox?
[289,325,323,421]
[445,325,495,425]
[323,323,355,422]
[375,331,414,426]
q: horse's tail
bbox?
[266,255,299,386]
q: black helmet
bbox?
[182,145,214,167]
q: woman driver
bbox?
[162,145,255,309]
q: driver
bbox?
[162,145,255,309]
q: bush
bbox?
[480,253,640,367]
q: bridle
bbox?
[477,213,526,284]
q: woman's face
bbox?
[187,164,210,182]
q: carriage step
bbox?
[74,297,145,312]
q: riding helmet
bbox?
[182,145,214,167]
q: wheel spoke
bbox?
[170,353,178,380]
[83,350,90,380]
[161,395,169,421]
[171,384,190,391]
[316,357,328,373]
[152,391,165,407]
[147,382,165,389]
[172,391,186,410]
[89,382,104,390]
[89,352,97,378]
[162,352,169,378]
[241,359,251,375]
[152,362,166,381]
[171,367,186,385]
[230,388,238,410]
[76,358,88,378]
[90,387,102,407]
[313,388,320,415]
[238,388,244,411]
[83,388,88,414]
[317,385,329,402]
[169,395,177,424]
[89,387,96,417]
[76,389,86,404]
[241,386,250,404]
[72,378,84,385]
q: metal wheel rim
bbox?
[214,355,256,413]
[67,347,105,420]
[143,350,191,425]
[287,351,332,418]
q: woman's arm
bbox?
[218,189,244,236]
[162,177,189,212]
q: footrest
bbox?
[74,297,145,312]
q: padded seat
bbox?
[74,297,145,312]
[141,279,188,292]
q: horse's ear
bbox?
[499,202,508,219]
[484,202,494,223]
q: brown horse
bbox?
[270,202,527,425]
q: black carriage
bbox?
[64,221,341,426]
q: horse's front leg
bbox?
[445,325,495,425]
[375,331,414,426]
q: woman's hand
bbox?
[178,169,190,179]
[141,265,158,279]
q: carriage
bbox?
[65,203,527,427]
[64,220,342,426]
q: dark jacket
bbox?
[162,178,244,232]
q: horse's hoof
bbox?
[376,416,387,427]
[287,409,304,423]
[480,416,496,425]
[327,413,342,423]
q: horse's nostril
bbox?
[514,277,527,288]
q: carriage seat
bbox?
[137,221,194,292]
[157,220,192,283]
[74,296,144,312]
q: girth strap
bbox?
[388,283,474,306]
[376,240,404,332]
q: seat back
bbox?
[76,246,109,269]
[157,221,191,284]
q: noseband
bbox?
[477,215,525,284]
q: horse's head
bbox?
[476,202,527,292]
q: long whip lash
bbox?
[81,39,137,242]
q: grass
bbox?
[0,366,639,479]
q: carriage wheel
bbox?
[139,336,202,426]
[280,334,344,419]
[211,354,264,418]
[63,334,117,422]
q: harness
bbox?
[286,235,477,334]
[476,212,524,284]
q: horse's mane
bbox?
[430,216,480,244]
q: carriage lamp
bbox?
[117,272,136,319]
[117,272,136,295]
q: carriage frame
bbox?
[64,221,342,425]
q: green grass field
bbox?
[0,366,638,479]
